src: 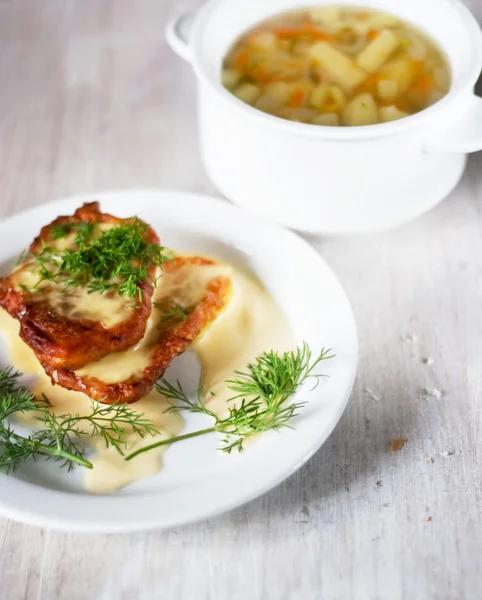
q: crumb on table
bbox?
[388,437,407,453]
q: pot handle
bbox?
[165,10,197,62]
[424,95,482,154]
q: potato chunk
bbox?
[380,105,409,122]
[380,57,421,96]
[250,31,278,51]
[356,30,399,73]
[308,7,342,23]
[234,83,260,105]
[366,13,400,29]
[343,93,379,126]
[310,41,367,90]
[255,82,292,112]
[222,69,241,89]
[310,83,330,109]
[312,113,339,126]
[378,79,399,101]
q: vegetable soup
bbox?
[222,6,450,126]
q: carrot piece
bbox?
[233,50,250,70]
[407,74,435,108]
[274,27,304,39]
[305,23,329,40]
[248,66,273,84]
[367,30,380,41]
[289,88,305,107]
[355,73,381,94]
[411,74,434,92]
[310,30,329,41]
[365,73,381,86]
[274,23,329,41]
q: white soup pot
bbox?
[167,0,482,234]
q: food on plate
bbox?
[0,366,159,472]
[48,256,233,404]
[222,6,450,126]
[0,344,333,486]
[0,202,333,493]
[0,202,165,371]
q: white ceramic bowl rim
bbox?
[187,0,482,140]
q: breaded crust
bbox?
[0,202,159,371]
[45,256,232,404]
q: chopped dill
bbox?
[51,223,73,240]
[29,219,168,299]
[154,300,193,324]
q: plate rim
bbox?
[0,189,358,532]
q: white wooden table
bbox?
[1,1,481,598]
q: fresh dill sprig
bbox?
[125,343,334,461]
[28,219,167,299]
[35,403,160,457]
[0,367,39,415]
[156,378,215,418]
[0,368,160,473]
[154,300,193,324]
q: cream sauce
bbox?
[193,269,293,418]
[0,258,293,493]
[34,379,183,495]
[0,310,183,494]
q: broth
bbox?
[222,6,450,126]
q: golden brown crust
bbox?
[45,256,232,404]
[0,202,159,371]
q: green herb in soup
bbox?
[222,6,450,126]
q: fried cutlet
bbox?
[42,256,232,404]
[0,202,162,371]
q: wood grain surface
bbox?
[0,1,481,599]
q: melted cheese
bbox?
[76,263,231,384]
[0,258,293,494]
[11,223,136,328]
[12,264,136,328]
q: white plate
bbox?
[0,190,357,532]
